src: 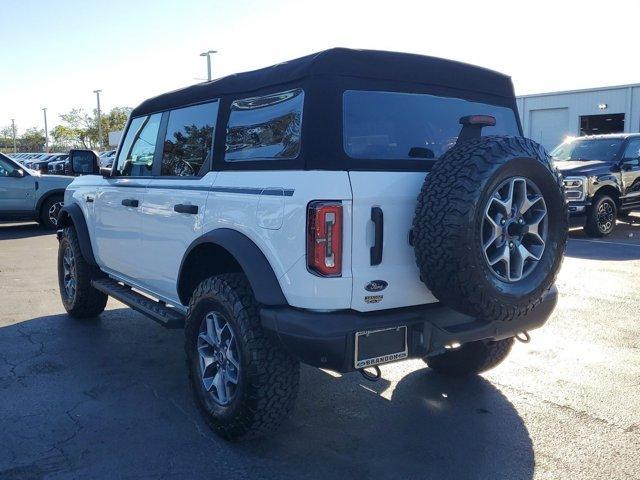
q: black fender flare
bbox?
[56,203,97,265]
[36,188,66,214]
[178,229,288,306]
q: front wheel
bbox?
[584,194,617,237]
[40,195,64,230]
[425,338,515,377]
[57,227,108,318]
[185,273,300,441]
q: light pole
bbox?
[11,119,16,154]
[42,107,49,153]
[200,50,217,81]
[94,89,103,149]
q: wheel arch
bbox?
[36,188,65,214]
[593,185,621,206]
[56,203,97,265]
[177,229,288,307]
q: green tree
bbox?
[57,106,131,149]
[19,128,46,152]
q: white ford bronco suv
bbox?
[56,48,567,440]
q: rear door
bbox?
[344,90,521,311]
[140,100,220,303]
[620,138,640,209]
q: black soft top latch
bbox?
[456,115,496,145]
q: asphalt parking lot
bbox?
[1,221,639,480]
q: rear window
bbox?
[343,90,519,161]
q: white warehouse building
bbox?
[516,83,640,151]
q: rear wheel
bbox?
[425,338,515,376]
[584,194,617,237]
[185,273,300,441]
[40,195,64,230]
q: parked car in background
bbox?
[99,150,116,168]
[47,154,70,174]
[553,133,640,237]
[0,152,73,228]
[31,153,69,174]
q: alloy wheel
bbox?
[597,200,615,233]
[48,201,63,226]
[62,246,76,299]
[197,311,240,406]
[481,176,548,282]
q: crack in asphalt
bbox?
[142,382,217,443]
[493,380,640,436]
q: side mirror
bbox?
[9,169,25,178]
[68,149,100,175]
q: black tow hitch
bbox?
[358,365,382,382]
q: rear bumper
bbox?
[260,286,558,373]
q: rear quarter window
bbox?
[224,89,304,162]
[343,90,519,161]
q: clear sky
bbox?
[1,0,638,133]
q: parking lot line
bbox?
[570,238,640,248]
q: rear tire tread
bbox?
[184,273,300,441]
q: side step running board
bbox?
[91,278,185,329]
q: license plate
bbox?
[354,326,408,369]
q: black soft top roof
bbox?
[132,48,515,117]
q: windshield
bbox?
[343,90,520,161]
[550,138,624,162]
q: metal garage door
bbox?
[529,108,570,151]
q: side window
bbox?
[0,156,17,177]
[225,88,303,162]
[161,101,219,176]
[115,113,162,177]
[622,139,640,163]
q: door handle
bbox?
[370,207,384,266]
[121,199,139,208]
[174,204,199,214]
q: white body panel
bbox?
[139,172,217,302]
[207,171,353,310]
[93,178,149,281]
[67,169,437,313]
[349,172,438,311]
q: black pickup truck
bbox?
[552,133,640,237]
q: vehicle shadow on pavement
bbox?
[0,222,52,240]
[567,221,640,261]
[0,309,533,480]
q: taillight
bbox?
[307,201,343,277]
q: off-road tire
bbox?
[40,194,64,230]
[425,338,515,376]
[584,194,617,237]
[185,273,300,441]
[413,136,567,323]
[57,227,107,318]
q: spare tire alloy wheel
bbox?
[413,136,567,323]
[482,177,547,282]
[197,311,240,406]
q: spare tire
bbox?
[413,136,567,322]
